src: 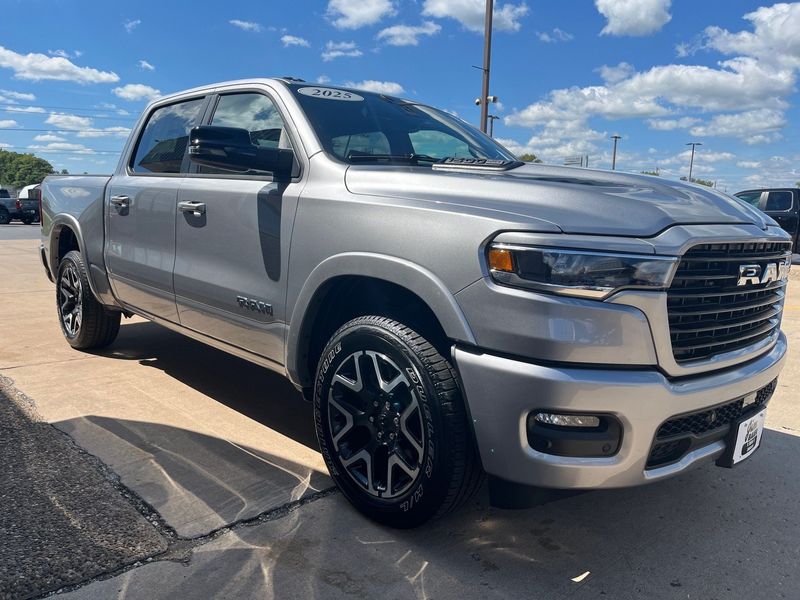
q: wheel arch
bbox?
[286,253,477,389]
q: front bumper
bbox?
[454,332,787,489]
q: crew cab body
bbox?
[39,78,790,525]
[735,188,799,251]
[0,185,39,224]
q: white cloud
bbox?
[3,105,45,113]
[316,75,331,84]
[0,89,35,103]
[737,160,762,169]
[689,109,785,143]
[597,62,634,83]
[45,113,93,129]
[33,133,66,142]
[704,3,800,69]
[229,19,262,32]
[77,126,131,139]
[327,0,396,29]
[124,19,141,33]
[0,45,119,83]
[138,60,155,71]
[112,83,161,101]
[344,80,404,95]
[536,28,573,43]
[0,119,18,128]
[281,35,310,48]
[377,21,441,46]
[595,0,672,36]
[322,41,363,61]
[422,0,528,33]
[29,142,95,154]
[646,116,700,130]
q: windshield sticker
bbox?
[297,87,364,101]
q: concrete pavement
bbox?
[1,232,799,599]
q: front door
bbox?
[105,97,207,321]
[762,190,799,246]
[173,91,302,363]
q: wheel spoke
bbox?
[386,454,420,497]
[328,396,355,449]
[365,351,409,393]
[399,401,424,459]
[332,352,364,393]
[341,449,376,495]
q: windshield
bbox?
[287,84,515,164]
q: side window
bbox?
[735,191,762,208]
[409,130,471,158]
[765,191,793,211]
[131,98,205,174]
[199,93,290,174]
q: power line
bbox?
[0,102,135,114]
[0,107,136,121]
[0,146,121,155]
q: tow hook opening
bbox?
[527,412,622,458]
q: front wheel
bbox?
[0,208,10,225]
[22,217,33,225]
[56,250,121,349]
[314,316,483,528]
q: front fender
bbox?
[285,252,478,387]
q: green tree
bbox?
[0,150,54,189]
[517,153,542,163]
[680,176,714,187]
[641,169,661,176]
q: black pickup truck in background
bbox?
[0,185,40,224]
[735,188,799,251]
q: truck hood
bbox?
[345,163,772,236]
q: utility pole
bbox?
[610,135,621,170]
[479,0,494,133]
[686,142,702,182]
[488,114,499,137]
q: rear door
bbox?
[173,89,304,363]
[105,96,207,321]
[762,190,799,245]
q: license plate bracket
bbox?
[716,408,766,468]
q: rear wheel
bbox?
[0,208,10,225]
[22,216,33,225]
[314,316,483,528]
[56,250,121,349]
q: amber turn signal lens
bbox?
[488,248,514,272]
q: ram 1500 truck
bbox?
[40,78,790,528]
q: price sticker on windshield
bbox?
[297,87,363,101]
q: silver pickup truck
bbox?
[40,78,790,527]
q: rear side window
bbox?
[131,98,205,173]
[765,191,793,211]
[735,191,762,207]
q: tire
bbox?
[22,217,33,225]
[314,316,484,528]
[0,208,10,225]
[56,250,121,349]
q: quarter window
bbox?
[765,191,793,211]
[131,98,205,174]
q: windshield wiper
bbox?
[347,153,441,165]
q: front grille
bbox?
[667,242,791,363]
[646,379,777,468]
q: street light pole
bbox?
[610,135,621,170]
[488,114,499,137]
[686,142,702,182]
[479,0,494,133]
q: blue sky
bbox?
[1,0,798,192]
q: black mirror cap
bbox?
[188,125,294,178]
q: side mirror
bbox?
[188,126,294,177]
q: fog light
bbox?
[534,413,600,428]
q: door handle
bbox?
[178,201,206,215]
[110,195,130,208]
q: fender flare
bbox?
[49,214,117,307]
[285,252,477,387]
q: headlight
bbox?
[487,244,678,299]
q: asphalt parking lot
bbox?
[1,224,799,599]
